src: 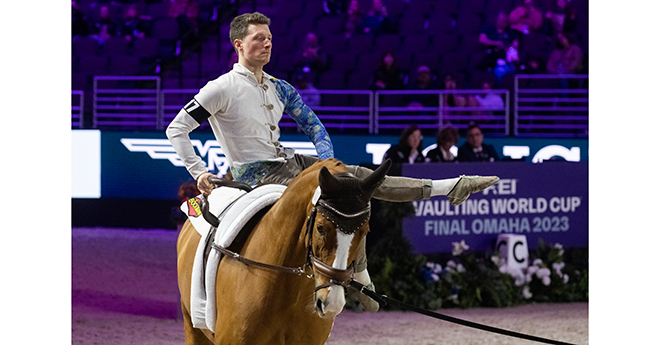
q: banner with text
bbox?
[72,130,588,200]
[401,162,588,252]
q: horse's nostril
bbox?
[316,298,324,313]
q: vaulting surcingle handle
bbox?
[199,176,253,228]
[199,194,220,228]
[208,176,253,192]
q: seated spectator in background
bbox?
[457,122,499,162]
[383,124,426,164]
[477,12,520,71]
[72,0,90,38]
[363,0,395,35]
[91,5,119,45]
[293,72,321,108]
[544,0,576,36]
[294,32,328,82]
[372,51,405,90]
[120,4,152,43]
[440,73,471,116]
[427,126,459,163]
[169,0,199,48]
[546,32,583,74]
[509,0,544,34]
[473,79,504,117]
[343,0,364,38]
[406,65,439,110]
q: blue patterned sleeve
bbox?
[271,77,334,159]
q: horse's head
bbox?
[306,159,392,318]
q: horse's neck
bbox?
[243,178,317,266]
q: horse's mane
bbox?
[259,159,348,237]
[286,158,348,195]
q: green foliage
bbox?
[359,201,589,312]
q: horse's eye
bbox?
[316,225,324,235]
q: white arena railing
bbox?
[72,75,587,136]
[514,74,589,137]
[71,90,84,129]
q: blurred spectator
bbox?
[120,4,152,43]
[342,0,364,38]
[546,32,583,74]
[473,79,504,117]
[293,73,321,107]
[169,0,199,48]
[91,5,119,45]
[509,0,544,34]
[383,124,426,164]
[294,32,328,82]
[427,126,459,163]
[72,0,90,38]
[440,73,469,116]
[372,51,405,90]
[363,0,395,35]
[406,65,439,110]
[477,12,520,71]
[544,0,576,36]
[457,122,499,162]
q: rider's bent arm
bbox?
[271,77,334,160]
[166,106,208,180]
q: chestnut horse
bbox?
[177,158,391,345]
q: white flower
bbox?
[536,268,552,279]
[457,263,466,273]
[491,255,506,267]
[526,265,538,275]
[446,260,457,268]
[525,273,533,283]
[553,243,565,256]
[499,265,508,274]
[522,285,533,299]
[563,274,569,284]
[431,273,440,282]
[452,240,470,256]
[514,274,526,287]
[533,258,543,266]
[542,275,551,286]
[432,263,443,274]
[553,262,566,276]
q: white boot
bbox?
[354,269,379,312]
[444,175,500,206]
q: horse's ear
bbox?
[362,159,392,193]
[319,166,340,193]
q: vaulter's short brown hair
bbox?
[229,12,271,47]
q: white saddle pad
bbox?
[181,184,287,331]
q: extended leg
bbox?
[345,165,499,204]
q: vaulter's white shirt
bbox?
[166,63,333,180]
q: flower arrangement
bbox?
[363,201,588,312]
